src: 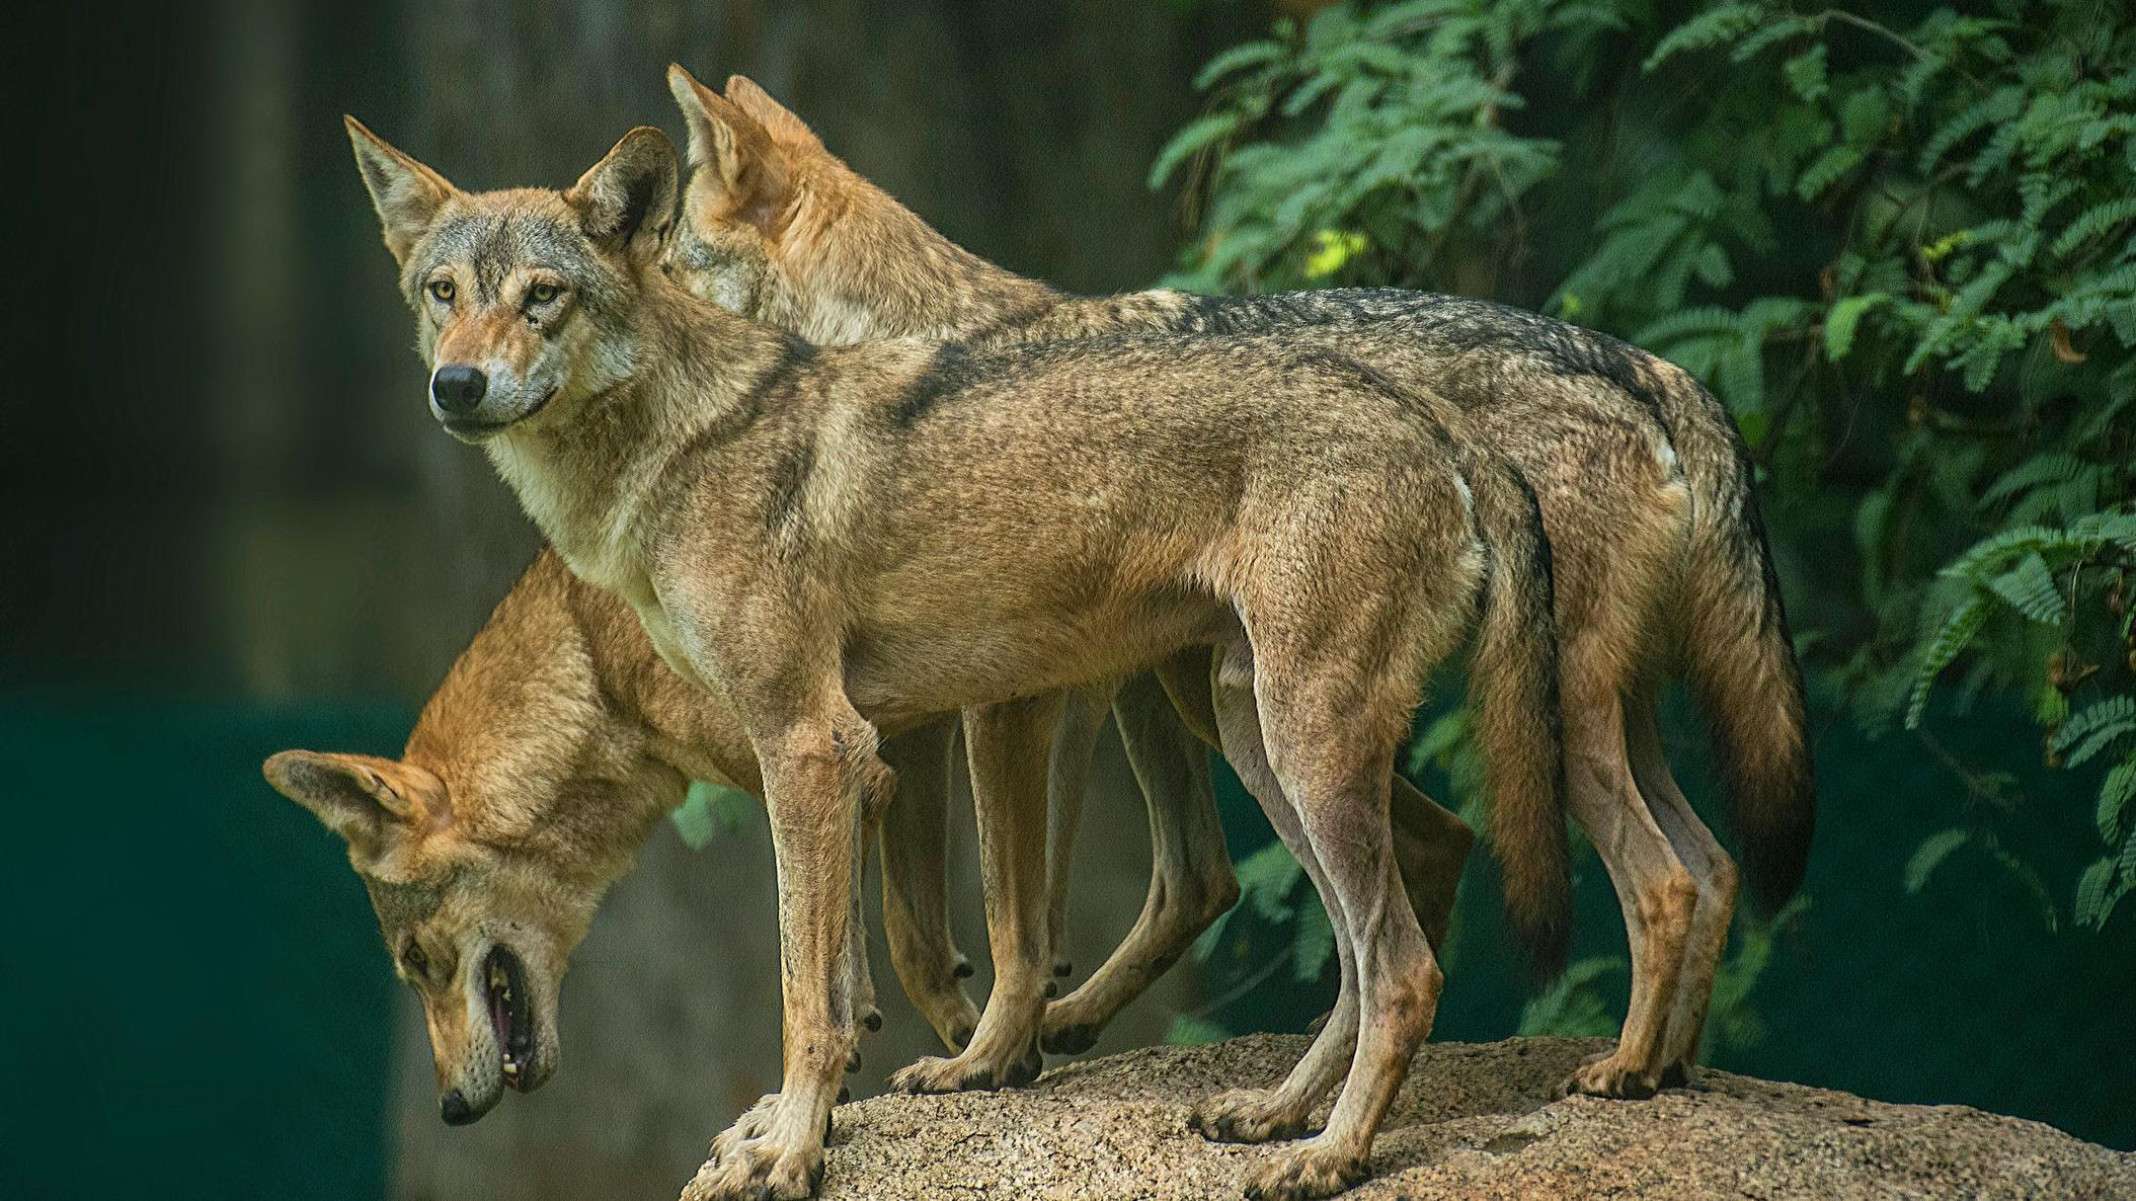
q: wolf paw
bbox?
[1189,1088,1312,1145]
[1039,997,1106,1055]
[1560,1049,1662,1100]
[708,1094,781,1162]
[887,1044,1043,1094]
[908,979,982,1054]
[1039,1018,1100,1056]
[681,1135,823,1201]
[1241,1142,1369,1201]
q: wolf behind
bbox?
[667,67,1816,1099]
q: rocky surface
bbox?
[808,1035,2133,1200]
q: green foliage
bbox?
[1517,956,1625,1037]
[1161,0,2136,1037]
[670,779,758,850]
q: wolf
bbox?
[346,118,1566,1201]
[662,67,1816,1100]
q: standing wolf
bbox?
[661,67,1815,1100]
[346,118,1563,1200]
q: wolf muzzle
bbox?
[431,364,489,415]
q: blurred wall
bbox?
[2,2,1258,1198]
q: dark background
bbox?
[2,4,2129,1201]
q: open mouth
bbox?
[485,945,535,1089]
[439,386,557,439]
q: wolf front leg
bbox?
[889,692,1061,1093]
[684,702,891,1201]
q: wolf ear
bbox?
[666,64,792,231]
[263,750,443,849]
[722,75,821,150]
[566,126,678,261]
[344,116,458,266]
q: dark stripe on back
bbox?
[670,337,817,464]
[889,343,975,429]
[762,441,816,542]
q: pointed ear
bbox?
[722,75,821,150]
[565,126,678,260]
[344,116,458,266]
[263,750,443,849]
[666,64,791,230]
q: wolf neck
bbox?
[782,171,1068,344]
[486,282,790,592]
[402,555,681,873]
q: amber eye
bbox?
[402,941,430,977]
[427,279,455,303]
[527,282,561,305]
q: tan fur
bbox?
[347,116,1548,1201]
[675,67,1510,1066]
[657,70,1804,1105]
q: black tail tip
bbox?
[1517,914,1572,988]
[1742,815,1814,914]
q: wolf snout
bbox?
[439,1087,478,1125]
[430,364,489,415]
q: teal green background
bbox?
[1,695,408,1201]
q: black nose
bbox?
[439,1089,475,1125]
[430,365,488,415]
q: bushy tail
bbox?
[1461,455,1573,977]
[1655,366,1816,911]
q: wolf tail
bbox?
[1653,363,1816,911]
[1461,454,1572,978]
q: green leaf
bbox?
[671,779,756,850]
[1905,828,1971,893]
[1302,229,1369,279]
[1783,45,1828,102]
[1644,4,1768,73]
[1193,40,1287,91]
[2098,761,2136,847]
[1149,111,1242,191]
[1984,553,2065,625]
[2072,857,2114,929]
[2053,697,2136,757]
[1235,840,1304,921]
[1796,144,1864,200]
[1164,1013,1232,1046]
[1905,597,1991,729]
[1824,292,1890,361]
[2052,198,2136,259]
[1291,896,1337,983]
[1517,956,1626,1037]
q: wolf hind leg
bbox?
[1238,650,1448,1201]
[1043,682,1116,985]
[1189,641,1360,1147]
[888,694,1060,1094]
[1625,694,1738,1082]
[1045,671,1238,1055]
[876,718,981,1050]
[1560,689,1699,1101]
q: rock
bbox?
[807,1035,2133,1200]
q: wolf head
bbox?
[261,750,583,1122]
[261,634,674,1127]
[664,65,935,341]
[344,117,679,443]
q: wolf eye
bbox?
[402,941,430,977]
[427,280,455,303]
[527,282,561,305]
